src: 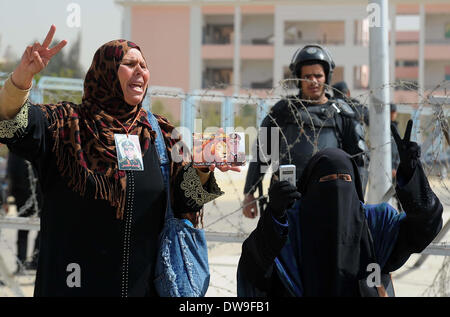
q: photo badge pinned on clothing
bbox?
[114,134,144,171]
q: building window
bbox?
[202,68,233,89]
[203,24,234,45]
[354,65,369,89]
[354,19,369,46]
[284,21,345,45]
[396,60,419,67]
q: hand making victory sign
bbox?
[391,119,421,181]
[12,25,67,90]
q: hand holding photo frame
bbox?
[192,131,246,168]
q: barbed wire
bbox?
[0,78,449,297]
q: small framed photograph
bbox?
[192,132,246,167]
[114,134,144,171]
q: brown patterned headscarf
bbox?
[39,40,156,219]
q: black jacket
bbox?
[244,97,368,195]
[237,163,443,297]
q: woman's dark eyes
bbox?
[319,174,352,182]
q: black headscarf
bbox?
[296,148,374,296]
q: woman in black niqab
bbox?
[296,148,374,296]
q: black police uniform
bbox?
[244,95,369,196]
[244,44,369,201]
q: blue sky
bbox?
[0,0,123,70]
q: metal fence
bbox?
[0,73,449,297]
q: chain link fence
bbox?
[0,74,449,296]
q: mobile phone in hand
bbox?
[279,164,296,187]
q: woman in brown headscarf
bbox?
[0,25,229,296]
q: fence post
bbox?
[181,94,194,151]
[257,99,269,126]
[142,89,151,112]
[29,80,41,104]
[221,97,234,129]
[367,0,392,204]
[411,108,421,143]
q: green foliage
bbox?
[235,103,256,129]
[40,36,84,79]
[43,89,83,104]
[0,60,18,74]
[151,100,179,126]
[198,102,221,128]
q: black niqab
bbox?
[297,148,374,296]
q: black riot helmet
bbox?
[289,44,336,86]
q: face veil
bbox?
[295,148,374,296]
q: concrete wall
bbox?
[131,5,191,91]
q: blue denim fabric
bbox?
[148,112,210,297]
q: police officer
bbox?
[243,44,369,218]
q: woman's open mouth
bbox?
[129,82,144,93]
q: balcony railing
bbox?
[203,24,234,45]
[397,39,450,45]
[425,39,450,44]
[241,36,274,45]
[202,68,233,89]
[396,41,419,45]
[284,38,344,46]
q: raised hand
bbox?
[391,119,421,179]
[243,193,258,219]
[267,181,301,219]
[12,25,67,89]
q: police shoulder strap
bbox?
[331,98,356,119]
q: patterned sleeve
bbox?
[154,114,224,215]
[0,101,29,139]
[0,101,49,163]
[171,163,224,215]
[0,74,51,161]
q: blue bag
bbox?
[148,112,210,297]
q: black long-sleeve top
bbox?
[0,103,222,296]
[244,97,368,195]
[237,163,443,296]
